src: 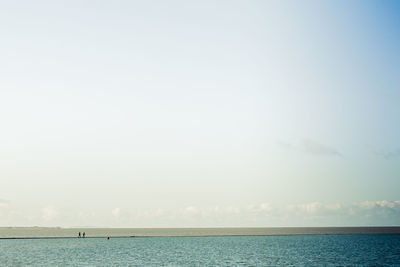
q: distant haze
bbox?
[0,0,399,227]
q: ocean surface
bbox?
[1,233,399,266]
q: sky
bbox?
[0,0,399,227]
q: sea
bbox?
[0,227,399,266]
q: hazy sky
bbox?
[1,0,399,227]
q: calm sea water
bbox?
[1,234,399,266]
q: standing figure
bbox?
[83,232,86,238]
[78,232,81,238]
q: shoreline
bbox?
[1,233,400,240]
[1,226,399,239]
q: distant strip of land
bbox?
[0,227,399,239]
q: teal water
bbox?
[1,235,399,266]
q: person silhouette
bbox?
[83,232,86,238]
[78,232,81,238]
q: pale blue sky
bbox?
[0,0,399,227]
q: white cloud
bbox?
[111,208,121,218]
[0,198,9,208]
[184,206,198,214]
[41,206,59,221]
[295,202,324,215]
[2,200,399,227]
[359,200,400,210]
[248,203,273,213]
[134,200,400,227]
[325,203,341,211]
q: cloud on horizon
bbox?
[0,198,9,208]
[41,206,59,221]
[1,200,399,227]
[111,208,121,218]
